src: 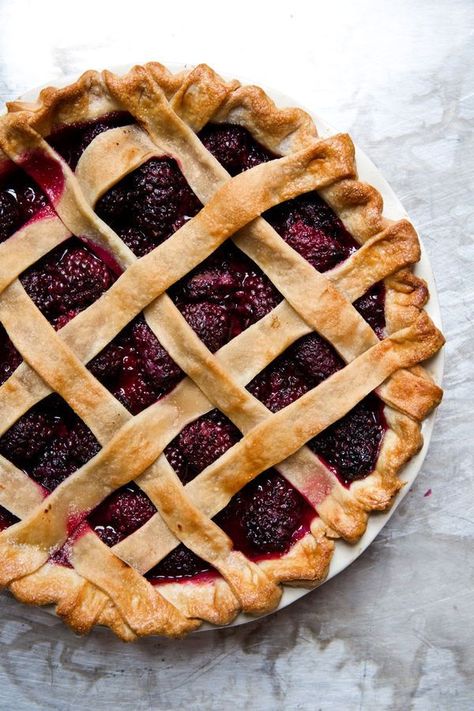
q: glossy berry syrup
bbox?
[0,165,49,243]
[0,118,387,584]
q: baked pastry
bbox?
[0,63,444,640]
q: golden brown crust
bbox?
[0,62,444,639]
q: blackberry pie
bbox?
[0,63,444,639]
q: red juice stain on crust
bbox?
[66,511,88,537]
[297,471,334,506]
[49,520,90,569]
[27,203,56,224]
[49,543,73,568]
[19,150,65,202]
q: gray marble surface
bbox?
[0,0,473,709]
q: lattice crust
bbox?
[0,63,444,640]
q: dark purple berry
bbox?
[95,157,202,257]
[114,358,159,415]
[292,333,343,382]
[89,484,156,547]
[88,317,183,415]
[184,266,239,300]
[265,191,357,272]
[180,302,231,353]
[0,505,19,531]
[215,470,308,554]
[354,283,386,338]
[20,238,115,326]
[0,168,48,242]
[0,409,55,466]
[165,411,240,484]
[309,395,385,484]
[284,220,348,271]
[31,419,100,491]
[147,544,211,581]
[171,243,281,349]
[0,395,100,491]
[0,191,20,242]
[247,359,310,412]
[198,123,275,175]
[131,319,182,386]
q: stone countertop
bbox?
[0,0,472,708]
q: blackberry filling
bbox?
[162,411,314,574]
[247,332,344,412]
[0,324,22,387]
[0,394,100,493]
[264,191,358,272]
[198,122,276,175]
[309,395,386,485]
[89,483,157,547]
[248,332,386,485]
[170,243,282,352]
[147,469,315,584]
[201,122,386,332]
[20,237,116,329]
[0,166,48,243]
[146,546,213,584]
[215,469,314,557]
[95,157,202,257]
[354,282,386,339]
[87,316,184,415]
[165,410,242,484]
